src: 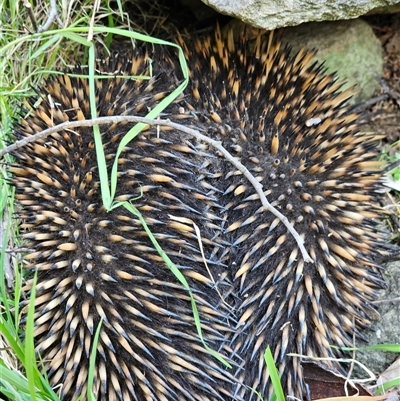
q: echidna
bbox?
[9,25,392,401]
[176,28,392,399]
[10,48,237,401]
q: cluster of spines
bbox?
[11,44,239,401]
[10,25,391,401]
[177,26,389,398]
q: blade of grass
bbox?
[0,317,24,363]
[0,366,33,397]
[106,33,189,201]
[87,43,112,209]
[59,32,92,47]
[120,201,231,368]
[108,77,188,202]
[29,35,62,60]
[338,344,400,353]
[0,197,25,364]
[87,318,103,401]
[376,376,400,394]
[264,346,285,401]
[24,272,39,400]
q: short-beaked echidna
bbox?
[10,49,237,401]
[177,29,392,399]
[10,25,393,400]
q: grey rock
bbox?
[280,18,383,104]
[227,18,382,104]
[201,0,400,30]
[354,260,400,380]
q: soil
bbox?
[365,13,400,149]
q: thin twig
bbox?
[350,94,389,114]
[87,0,101,42]
[1,115,313,263]
[38,0,60,32]
[0,210,14,288]
[376,74,400,107]
[192,221,235,310]
[372,296,400,304]
[5,248,32,254]
[24,1,38,32]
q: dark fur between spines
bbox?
[10,26,393,401]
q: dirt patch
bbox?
[365,13,400,146]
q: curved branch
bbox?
[2,115,313,263]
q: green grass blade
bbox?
[109,77,188,201]
[29,35,61,60]
[0,317,24,362]
[24,272,39,400]
[87,44,112,209]
[264,347,285,401]
[120,201,231,368]
[87,318,103,401]
[0,366,32,397]
[376,375,400,394]
[59,32,91,47]
[338,344,400,353]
